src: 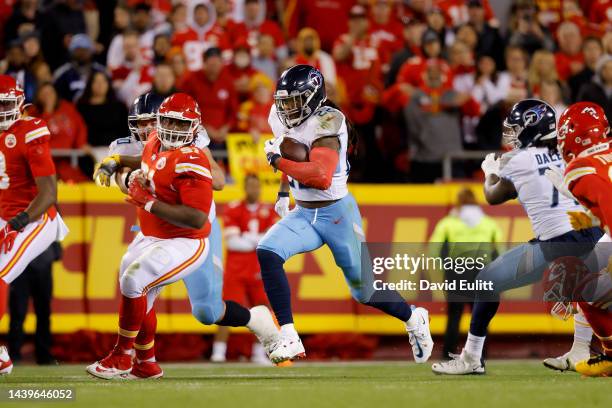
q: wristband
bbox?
[277,192,289,198]
[8,212,30,231]
[268,153,281,166]
[144,201,155,213]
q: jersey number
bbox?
[0,152,9,190]
[538,168,558,207]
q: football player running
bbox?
[432,99,604,375]
[0,76,69,375]
[88,93,279,379]
[257,65,433,364]
[546,101,612,377]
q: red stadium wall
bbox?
[0,183,574,336]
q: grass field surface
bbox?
[0,361,608,408]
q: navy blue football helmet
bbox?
[503,99,557,149]
[128,92,165,141]
[274,64,326,128]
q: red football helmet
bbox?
[557,102,610,163]
[542,256,589,320]
[156,93,201,149]
[0,75,25,131]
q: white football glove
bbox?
[275,196,290,218]
[544,165,574,200]
[481,153,500,177]
[264,137,283,165]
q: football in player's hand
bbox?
[280,137,309,162]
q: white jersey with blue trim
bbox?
[107,127,217,220]
[268,104,349,201]
[499,147,581,240]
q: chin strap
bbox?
[276,147,339,190]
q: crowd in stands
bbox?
[0,0,610,183]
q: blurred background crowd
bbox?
[0,0,610,183]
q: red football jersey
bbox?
[565,147,612,234]
[0,117,56,220]
[223,200,276,276]
[139,133,213,239]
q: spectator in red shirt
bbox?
[179,47,238,147]
[292,28,337,88]
[243,0,287,61]
[333,5,384,181]
[210,0,248,48]
[386,18,426,87]
[111,31,154,106]
[554,21,584,81]
[237,73,274,140]
[29,82,90,183]
[227,40,259,102]
[286,0,354,52]
[369,0,404,75]
[169,3,197,47]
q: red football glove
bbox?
[126,179,155,211]
[0,224,19,254]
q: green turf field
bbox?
[0,361,608,408]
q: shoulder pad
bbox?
[174,147,212,180]
[313,107,344,138]
[564,157,598,188]
[20,118,50,144]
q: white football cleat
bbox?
[431,350,485,375]
[0,346,13,375]
[406,307,434,363]
[246,305,282,362]
[543,346,590,372]
[268,333,306,364]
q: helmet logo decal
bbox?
[156,157,166,170]
[581,106,599,118]
[308,70,323,88]
[522,104,547,127]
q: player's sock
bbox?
[216,301,251,327]
[280,323,298,337]
[212,342,227,359]
[364,289,412,322]
[579,302,612,357]
[116,295,147,353]
[464,332,486,359]
[134,309,157,362]
[257,249,293,325]
[469,301,499,336]
[572,309,593,351]
[0,279,7,321]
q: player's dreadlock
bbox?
[321,99,359,159]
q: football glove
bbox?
[545,165,574,200]
[0,224,18,254]
[126,179,156,212]
[264,137,283,167]
[94,155,122,187]
[567,210,599,231]
[275,193,290,218]
[481,153,500,178]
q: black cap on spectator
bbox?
[19,30,39,42]
[245,0,259,3]
[349,5,367,18]
[422,29,440,44]
[203,47,222,59]
[134,3,152,12]
[468,0,483,8]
